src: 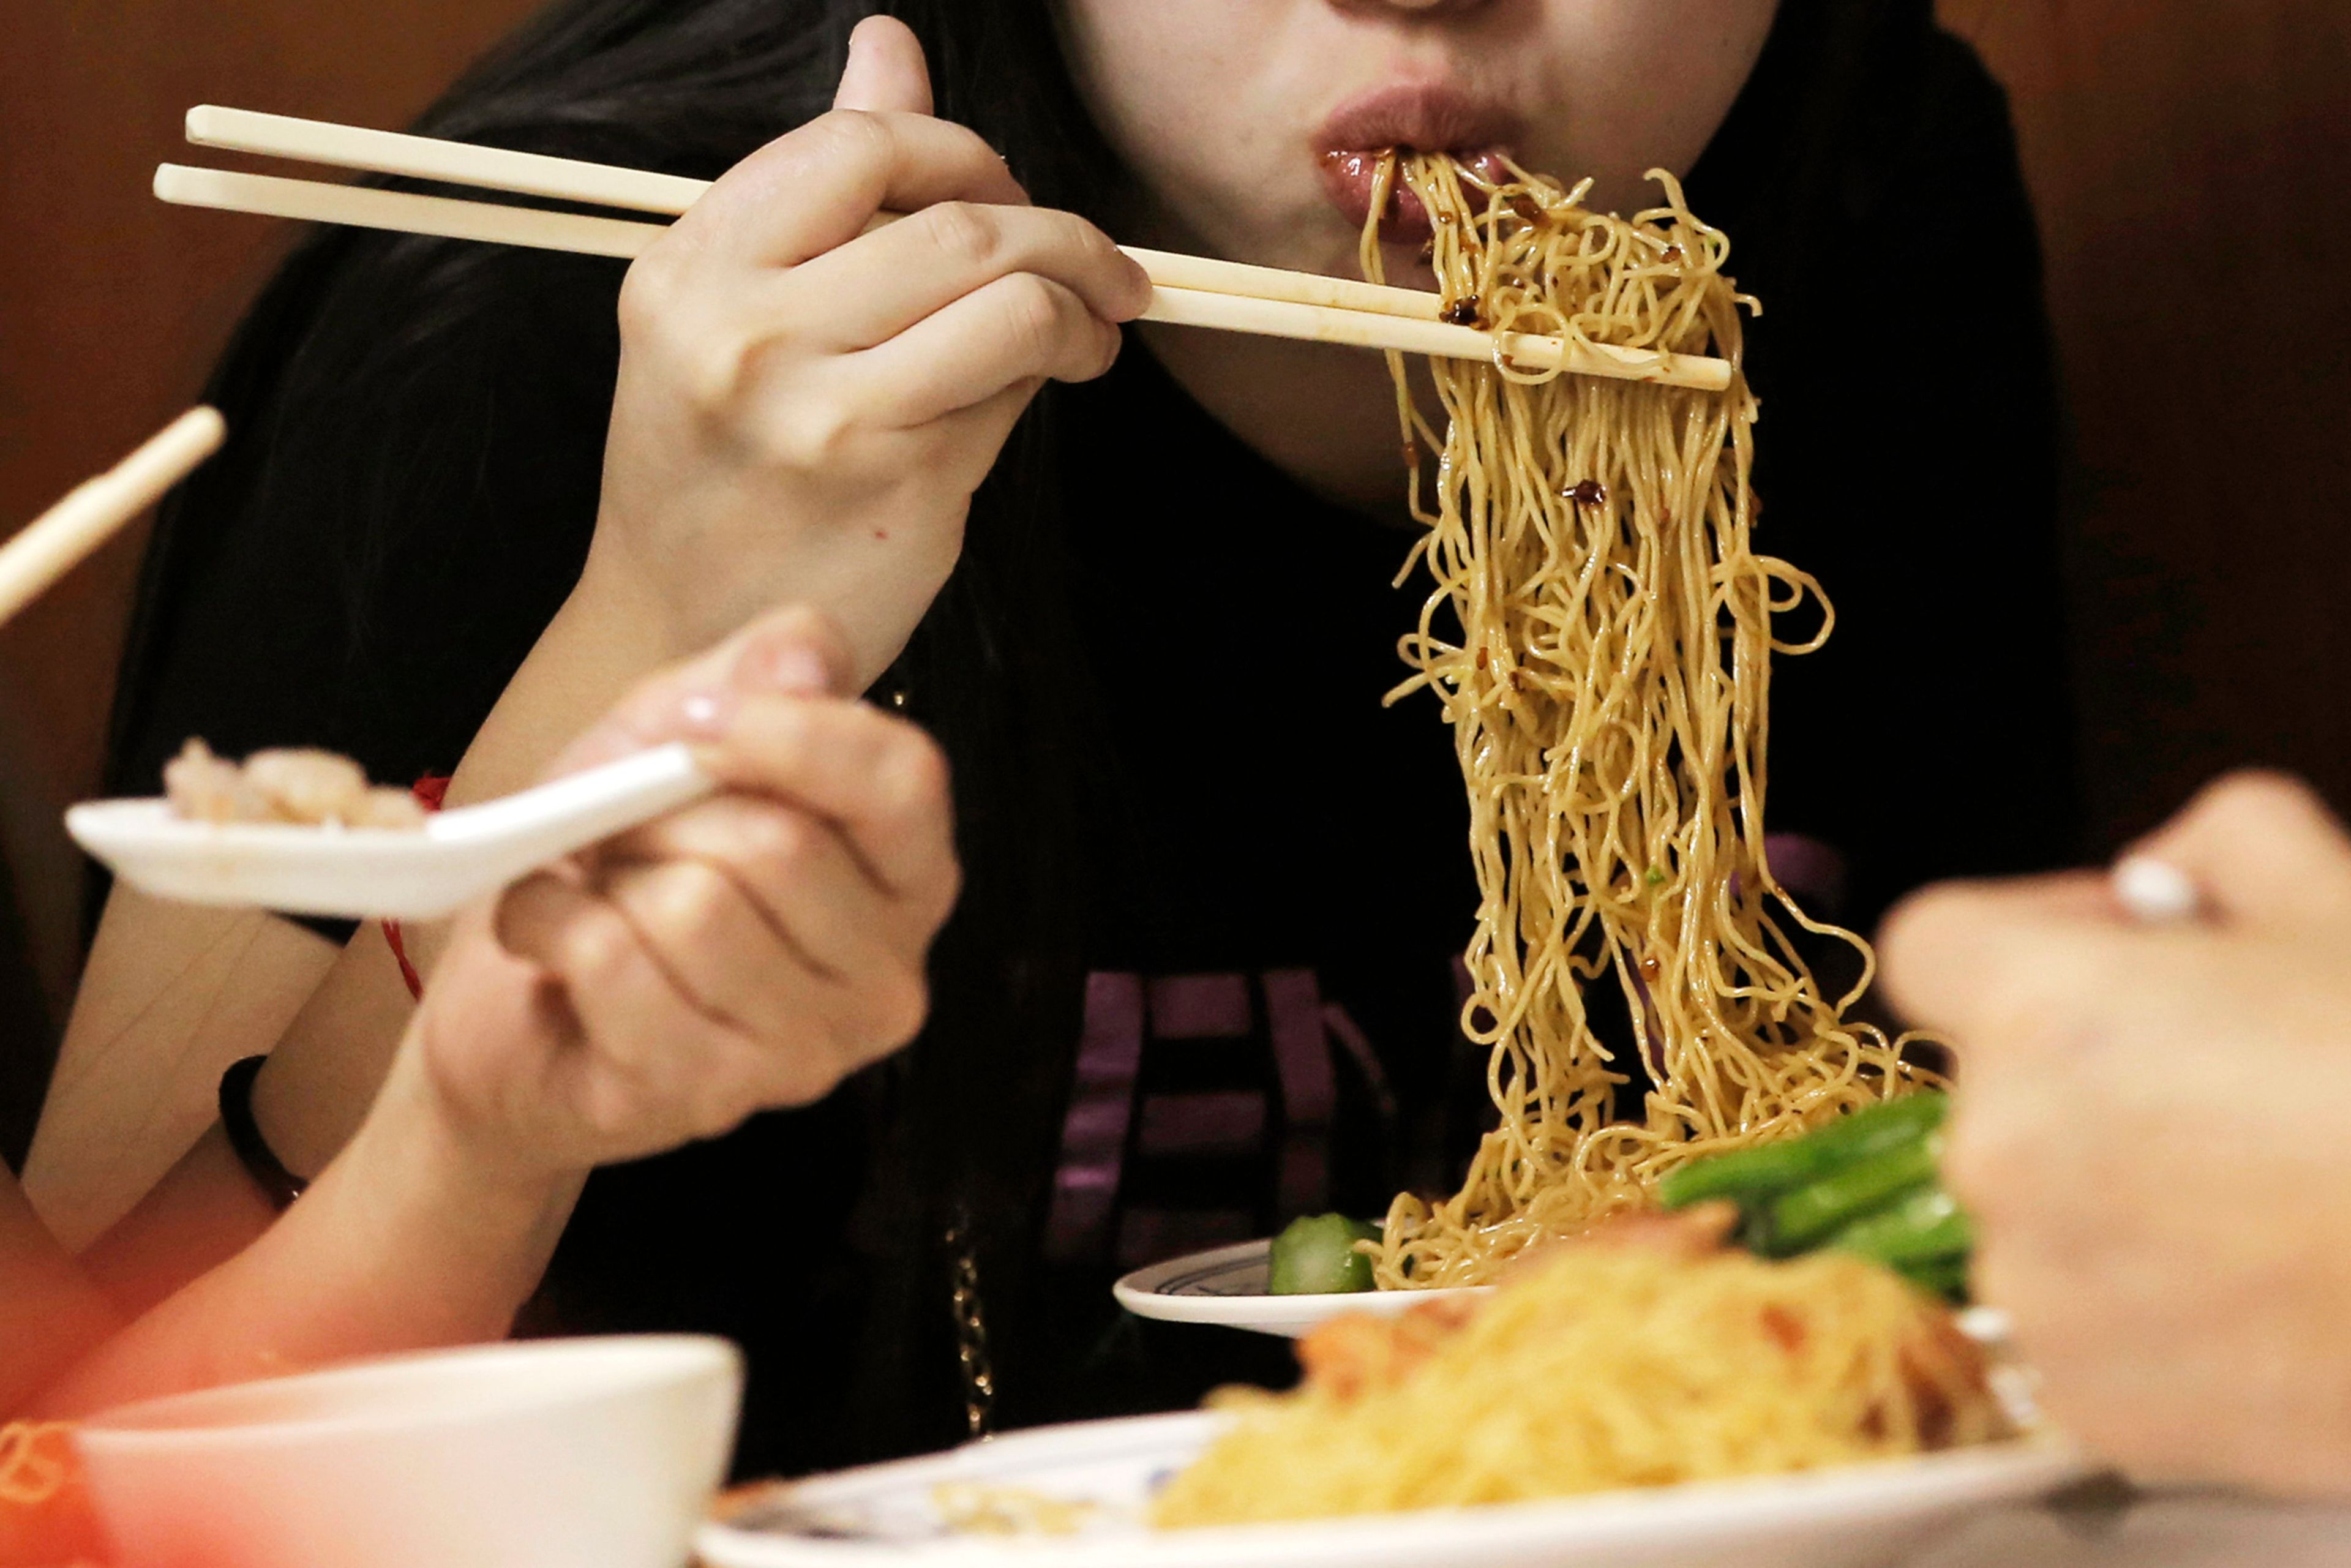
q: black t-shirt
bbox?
[103,1,2074,1478]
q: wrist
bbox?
[570,533,725,665]
[340,1051,587,1336]
[357,1046,573,1220]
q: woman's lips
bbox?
[1316,84,1518,242]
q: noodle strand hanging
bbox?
[1364,154,1930,1289]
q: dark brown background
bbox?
[2,1,2346,1078]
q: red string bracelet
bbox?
[382,773,453,1002]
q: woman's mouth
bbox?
[1316,84,1519,244]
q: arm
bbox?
[23,899,336,1258]
[1879,771,2351,1497]
[0,1175,121,1418]
[32,603,958,1416]
[31,1060,577,1416]
[51,18,1144,1304]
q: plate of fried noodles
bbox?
[702,1235,2086,1568]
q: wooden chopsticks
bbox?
[0,410,225,630]
[159,106,1732,393]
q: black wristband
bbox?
[218,1055,309,1211]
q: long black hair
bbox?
[109,0,1123,1458]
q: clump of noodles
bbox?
[1153,1247,2006,1528]
[0,1424,70,1510]
[0,1420,101,1564]
[1362,155,1930,1289]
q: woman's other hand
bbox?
[396,604,959,1180]
[584,16,1150,687]
[1880,771,2351,1497]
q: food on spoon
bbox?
[163,738,424,828]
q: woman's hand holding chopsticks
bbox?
[583,17,1149,687]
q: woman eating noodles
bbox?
[30,0,2077,1474]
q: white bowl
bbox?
[75,1335,742,1568]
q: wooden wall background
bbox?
[0,0,544,1156]
[1944,0,2351,850]
[1,1,2348,1138]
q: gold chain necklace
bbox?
[943,1201,996,1439]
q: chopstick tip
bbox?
[177,407,230,455]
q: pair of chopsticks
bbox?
[156,107,1732,393]
[0,410,224,631]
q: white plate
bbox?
[697,1409,2090,1568]
[1112,1239,1488,1338]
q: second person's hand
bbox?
[1879,771,2351,1498]
[577,16,1151,688]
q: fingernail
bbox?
[743,638,832,695]
[670,686,739,737]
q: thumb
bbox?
[2126,769,2351,927]
[833,15,934,115]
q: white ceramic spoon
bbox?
[66,741,711,921]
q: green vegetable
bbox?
[1659,1092,1948,1210]
[1268,1214,1378,1295]
[1764,1133,1943,1253]
[1895,1253,1971,1304]
[1824,1185,1973,1269]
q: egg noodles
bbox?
[1360,154,1930,1289]
[0,1425,70,1510]
[1152,1244,2005,1527]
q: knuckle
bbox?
[869,970,931,1048]
[2194,767,2315,831]
[814,108,894,174]
[920,200,1000,270]
[767,396,857,469]
[1068,210,1120,263]
[745,809,814,879]
[1873,884,1985,1011]
[690,1059,763,1141]
[997,272,1067,363]
[879,729,952,817]
[651,862,732,943]
[561,909,634,982]
[580,1074,654,1144]
[615,251,679,340]
[1090,317,1124,376]
[769,1044,849,1108]
[931,852,966,922]
[752,604,849,676]
[680,331,753,417]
